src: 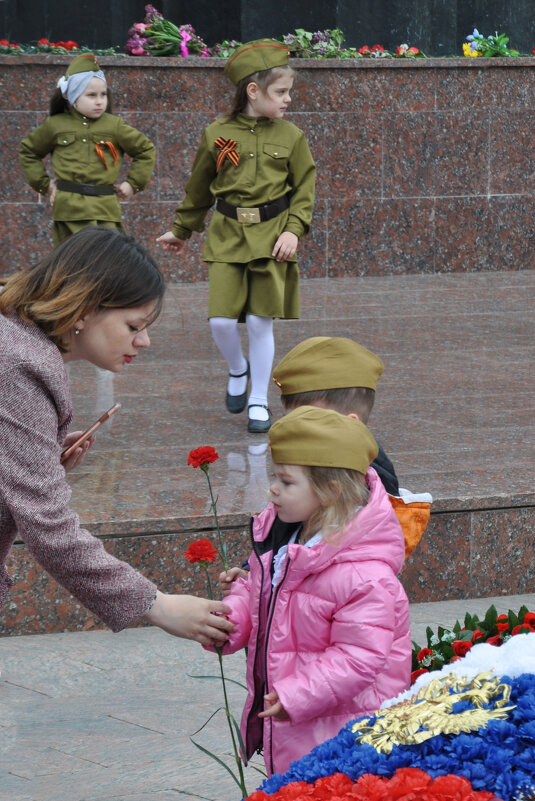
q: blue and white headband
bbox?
[57,70,106,106]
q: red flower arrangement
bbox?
[411,602,535,683]
[246,767,496,801]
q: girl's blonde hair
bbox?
[301,465,370,543]
[0,227,164,352]
[227,65,295,118]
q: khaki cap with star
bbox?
[273,337,384,395]
[66,53,101,76]
[269,406,378,474]
[225,39,290,85]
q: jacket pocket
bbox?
[55,132,76,147]
[263,143,289,160]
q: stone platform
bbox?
[2,269,535,635]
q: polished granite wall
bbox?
[2,54,535,279]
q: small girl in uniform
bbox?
[19,53,156,247]
[208,405,411,776]
[157,39,316,433]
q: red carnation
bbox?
[471,628,484,642]
[523,611,535,627]
[358,45,371,55]
[408,46,420,54]
[452,639,473,657]
[371,44,384,51]
[184,538,218,564]
[485,634,502,646]
[512,623,533,635]
[187,446,219,468]
[411,668,429,683]
[497,621,509,633]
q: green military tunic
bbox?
[172,113,315,263]
[171,113,315,320]
[19,108,155,241]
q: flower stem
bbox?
[217,646,247,797]
[204,469,228,571]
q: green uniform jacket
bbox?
[19,108,155,223]
[171,114,316,263]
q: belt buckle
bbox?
[237,207,261,224]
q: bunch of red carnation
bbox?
[411,603,535,683]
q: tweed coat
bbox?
[0,313,157,631]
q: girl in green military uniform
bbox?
[19,54,155,247]
[158,40,316,433]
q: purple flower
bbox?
[144,4,163,23]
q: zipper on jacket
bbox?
[263,554,292,775]
[244,518,267,758]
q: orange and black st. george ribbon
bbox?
[95,141,119,169]
[214,137,240,173]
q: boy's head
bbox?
[273,337,384,422]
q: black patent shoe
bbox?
[247,404,271,433]
[225,361,249,414]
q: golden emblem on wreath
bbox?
[351,672,515,754]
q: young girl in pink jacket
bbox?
[213,405,411,776]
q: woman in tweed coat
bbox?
[0,228,232,644]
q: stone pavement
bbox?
[2,592,535,801]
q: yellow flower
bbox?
[463,42,481,57]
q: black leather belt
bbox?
[56,180,115,196]
[215,194,289,224]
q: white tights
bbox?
[209,315,274,418]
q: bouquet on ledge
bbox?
[125,4,209,57]
[411,602,535,683]
[463,29,519,57]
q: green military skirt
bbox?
[52,220,125,248]
[207,258,299,321]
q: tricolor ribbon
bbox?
[95,140,119,170]
[214,137,240,173]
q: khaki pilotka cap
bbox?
[269,406,379,474]
[66,53,101,76]
[272,337,384,395]
[225,39,290,85]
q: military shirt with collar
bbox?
[171,114,316,263]
[19,108,155,223]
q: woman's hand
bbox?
[258,690,290,721]
[218,567,248,597]
[144,591,233,645]
[114,181,135,201]
[157,232,185,253]
[47,178,57,207]
[272,231,298,262]
[61,430,95,472]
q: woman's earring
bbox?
[75,328,80,335]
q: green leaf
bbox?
[425,625,434,645]
[483,605,498,630]
[186,672,247,690]
[191,738,248,794]
[518,605,529,624]
[190,706,225,736]
[509,609,519,628]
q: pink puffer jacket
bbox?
[219,467,411,776]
